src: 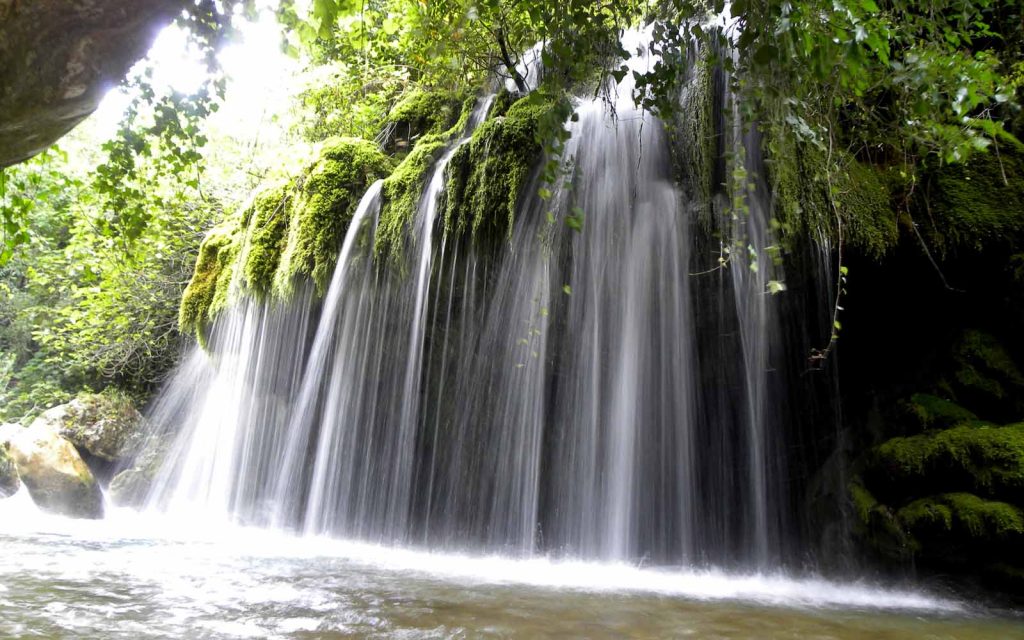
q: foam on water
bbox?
[0,495,963,615]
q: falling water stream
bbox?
[1,30,1022,639]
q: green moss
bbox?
[850,480,880,524]
[442,93,564,246]
[178,223,241,345]
[375,95,480,265]
[868,422,1024,502]
[899,493,1024,541]
[848,479,913,556]
[274,138,392,296]
[903,393,978,430]
[898,496,954,532]
[766,129,897,258]
[925,149,1024,252]
[179,137,394,340]
[487,87,517,120]
[671,51,716,229]
[240,180,293,298]
[950,329,1024,404]
[387,88,469,138]
[835,159,898,257]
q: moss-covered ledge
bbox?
[920,149,1024,254]
[373,93,478,265]
[850,419,1024,585]
[441,93,565,249]
[385,88,470,143]
[178,137,392,342]
[274,139,394,298]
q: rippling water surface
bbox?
[1,493,1021,639]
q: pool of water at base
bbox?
[0,499,1021,639]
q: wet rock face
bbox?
[108,433,168,509]
[0,422,103,518]
[0,0,186,167]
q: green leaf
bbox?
[752,45,779,67]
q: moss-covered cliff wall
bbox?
[177,89,557,342]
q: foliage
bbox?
[0,149,78,266]
[0,133,218,422]
[646,0,1022,167]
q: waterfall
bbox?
[143,30,801,569]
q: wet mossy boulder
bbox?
[31,391,145,463]
[0,421,103,518]
[898,492,1024,551]
[179,223,241,344]
[766,126,898,259]
[940,329,1024,421]
[901,393,979,431]
[385,88,470,148]
[374,94,479,265]
[108,433,169,509]
[240,180,294,298]
[864,422,1024,504]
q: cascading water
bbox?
[146,29,794,569]
[8,22,1024,640]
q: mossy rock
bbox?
[240,180,293,298]
[901,393,978,431]
[274,138,393,297]
[864,422,1024,505]
[766,126,897,258]
[387,88,470,140]
[443,93,566,248]
[850,482,1024,574]
[1,421,103,519]
[178,223,241,345]
[848,480,913,558]
[32,390,145,463]
[941,329,1024,418]
[899,493,1024,547]
[923,149,1024,253]
[179,138,392,340]
[374,94,481,265]
[108,433,170,509]
[0,437,20,498]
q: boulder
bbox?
[108,434,169,508]
[34,393,144,463]
[0,421,103,518]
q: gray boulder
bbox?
[109,435,169,509]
